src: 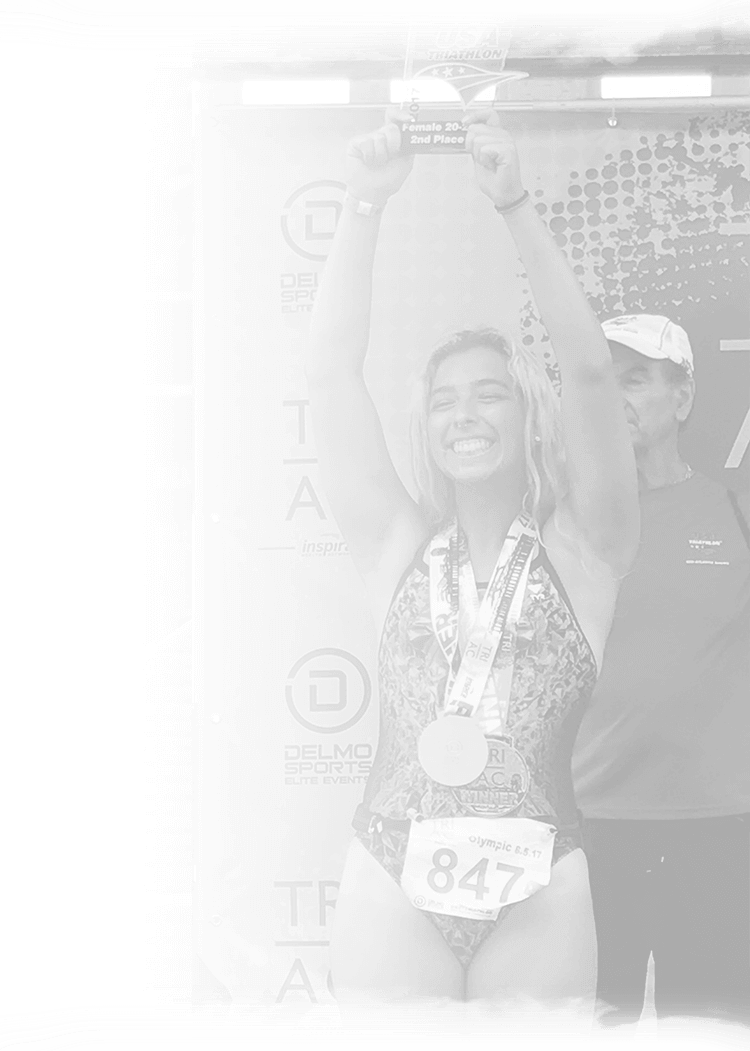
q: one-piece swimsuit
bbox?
[354,535,598,969]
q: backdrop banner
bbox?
[195,104,750,1005]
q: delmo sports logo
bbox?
[281,181,347,262]
[286,648,371,733]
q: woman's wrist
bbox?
[345,190,390,216]
[493,189,531,216]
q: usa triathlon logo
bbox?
[407,25,528,104]
[415,63,527,104]
[286,648,371,733]
[280,181,347,262]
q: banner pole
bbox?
[233,97,750,113]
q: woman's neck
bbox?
[453,475,527,578]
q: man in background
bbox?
[573,314,750,1025]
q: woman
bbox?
[305,110,639,1005]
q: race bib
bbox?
[401,817,556,921]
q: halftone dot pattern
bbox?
[517,112,750,380]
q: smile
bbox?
[450,438,494,456]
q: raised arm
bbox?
[305,116,427,579]
[465,112,639,576]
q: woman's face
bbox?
[426,346,526,485]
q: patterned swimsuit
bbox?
[355,537,598,969]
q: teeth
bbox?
[452,438,492,455]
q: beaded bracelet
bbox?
[494,190,530,215]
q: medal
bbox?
[452,735,530,816]
[423,514,537,794]
[417,715,488,786]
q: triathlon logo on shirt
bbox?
[687,532,729,565]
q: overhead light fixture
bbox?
[390,78,459,103]
[601,75,712,99]
[390,79,499,104]
[473,84,498,102]
[242,80,350,105]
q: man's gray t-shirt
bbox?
[573,473,750,819]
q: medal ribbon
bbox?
[429,513,537,735]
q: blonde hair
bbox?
[409,328,566,527]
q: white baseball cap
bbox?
[602,314,694,377]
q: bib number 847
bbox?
[428,847,524,904]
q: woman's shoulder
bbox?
[539,504,622,674]
[541,502,628,584]
[360,511,433,638]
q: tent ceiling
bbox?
[192,24,750,76]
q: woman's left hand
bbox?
[464,110,525,209]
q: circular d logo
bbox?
[280,180,347,262]
[285,648,371,733]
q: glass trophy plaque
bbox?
[400,25,528,155]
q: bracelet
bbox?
[494,190,530,215]
[345,193,385,218]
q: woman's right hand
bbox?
[346,109,414,206]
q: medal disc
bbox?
[452,736,530,816]
[417,716,489,786]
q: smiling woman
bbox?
[429,353,525,479]
[305,108,639,1010]
[411,329,564,531]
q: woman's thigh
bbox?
[465,848,597,1007]
[330,837,463,1003]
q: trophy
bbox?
[400,25,528,155]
